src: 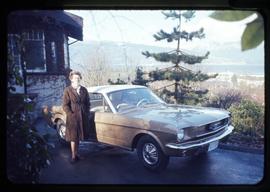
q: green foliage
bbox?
[142,51,210,65]
[132,66,149,86]
[241,17,264,51]
[181,10,196,21]
[209,11,263,51]
[228,100,264,139]
[153,27,205,42]
[7,35,24,92]
[157,88,174,103]
[7,35,51,183]
[178,89,208,105]
[162,10,181,19]
[149,69,217,82]
[108,78,127,85]
[204,89,243,109]
[162,10,196,21]
[205,90,264,147]
[7,94,51,183]
[209,11,254,21]
[142,10,216,105]
[156,83,208,105]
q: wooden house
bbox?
[7,10,83,118]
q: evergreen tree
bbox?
[142,10,218,105]
[132,66,149,86]
[108,73,128,85]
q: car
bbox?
[47,85,234,172]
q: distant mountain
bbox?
[192,41,264,66]
[69,40,264,75]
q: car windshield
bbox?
[107,88,165,112]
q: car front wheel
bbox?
[137,135,169,172]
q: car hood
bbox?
[120,103,230,131]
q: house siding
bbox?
[26,75,68,118]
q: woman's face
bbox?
[71,74,81,86]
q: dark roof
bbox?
[8,10,83,40]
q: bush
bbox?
[7,94,51,183]
[204,89,243,109]
[7,35,51,183]
[228,99,264,140]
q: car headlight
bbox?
[177,129,185,142]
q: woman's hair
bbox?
[69,70,82,80]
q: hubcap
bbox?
[142,143,158,165]
[58,124,66,139]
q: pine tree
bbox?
[132,66,149,86]
[108,73,128,85]
[142,10,218,105]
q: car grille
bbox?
[186,118,229,140]
[179,127,228,148]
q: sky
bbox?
[66,10,260,50]
[65,9,264,75]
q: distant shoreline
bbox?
[70,40,264,77]
[208,72,264,77]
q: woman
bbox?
[62,71,90,164]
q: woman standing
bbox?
[62,71,90,164]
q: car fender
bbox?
[133,130,166,154]
[52,113,66,127]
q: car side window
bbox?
[89,93,112,113]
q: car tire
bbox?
[137,135,169,172]
[196,151,208,158]
[56,119,68,146]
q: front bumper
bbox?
[165,125,234,156]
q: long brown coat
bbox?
[62,85,91,142]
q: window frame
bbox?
[7,33,24,93]
[22,30,47,73]
[63,34,69,69]
[89,92,113,113]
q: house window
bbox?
[8,34,24,93]
[50,41,57,71]
[8,34,21,65]
[22,30,47,73]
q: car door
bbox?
[90,93,116,145]
[109,113,145,149]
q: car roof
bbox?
[86,84,147,94]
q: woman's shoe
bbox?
[70,158,77,164]
[75,154,85,161]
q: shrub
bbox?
[228,99,264,140]
[204,89,243,109]
[7,35,51,183]
[7,94,51,183]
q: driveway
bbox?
[39,140,264,184]
[35,118,264,185]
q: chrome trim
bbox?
[58,124,66,139]
[166,125,234,150]
[189,116,230,129]
[196,124,227,138]
[102,93,117,113]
